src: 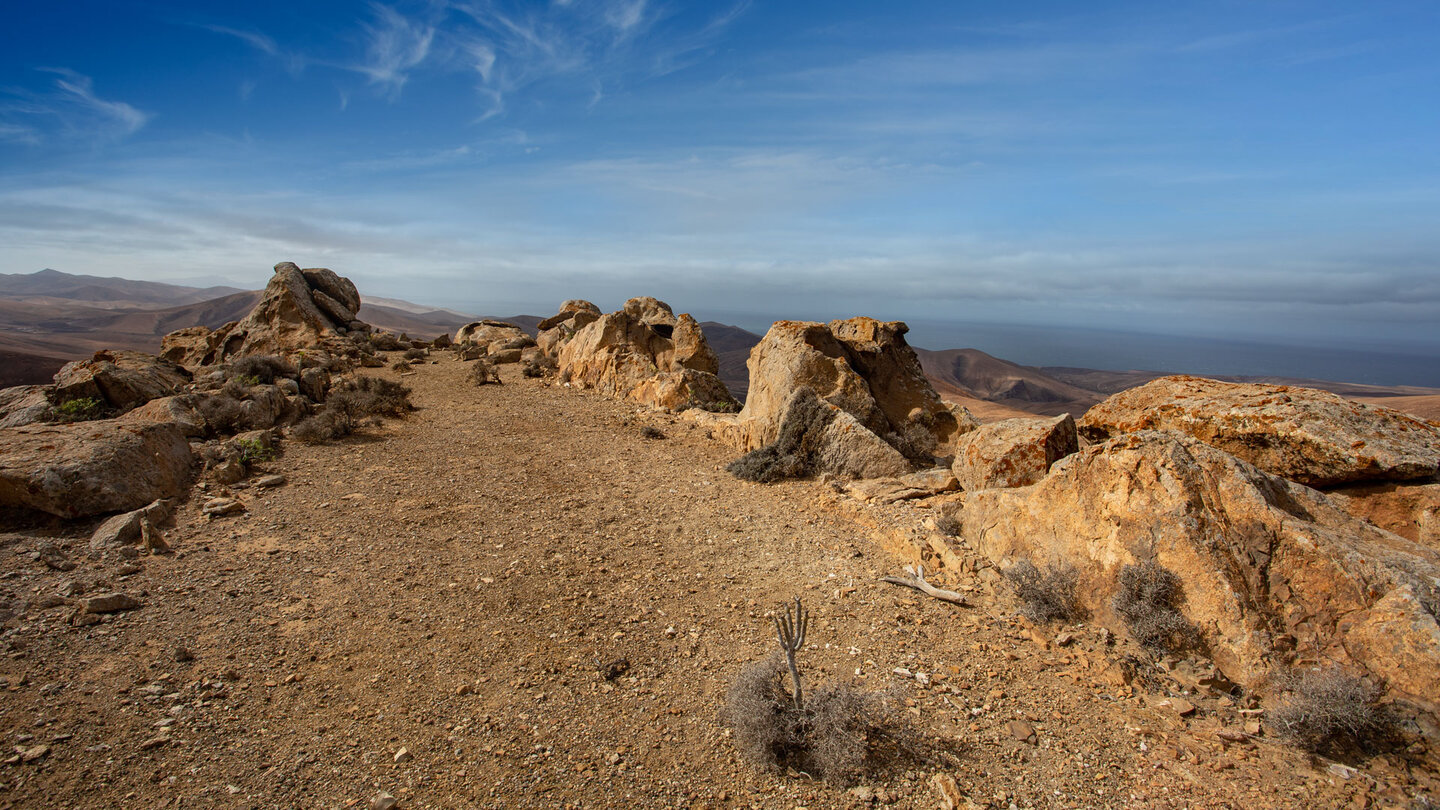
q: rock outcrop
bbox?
[737,318,966,464]
[1080,376,1440,487]
[946,429,1440,702]
[555,298,738,412]
[0,420,195,518]
[952,414,1078,491]
[455,320,527,350]
[0,386,53,429]
[162,262,369,367]
[536,300,602,358]
[52,350,191,413]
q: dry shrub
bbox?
[726,388,835,483]
[198,390,245,435]
[402,347,427,360]
[640,426,666,440]
[1270,667,1393,755]
[391,360,413,373]
[370,332,404,351]
[934,514,961,537]
[1112,561,1201,655]
[1004,559,1084,625]
[468,360,501,386]
[290,376,412,444]
[725,654,907,785]
[228,354,297,385]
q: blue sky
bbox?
[2,0,1438,354]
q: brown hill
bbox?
[699,321,763,401]
[915,348,1103,417]
[0,268,246,307]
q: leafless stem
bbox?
[774,597,808,710]
[880,564,969,606]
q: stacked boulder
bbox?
[716,317,970,480]
[550,297,738,413]
[162,262,369,368]
[453,320,538,364]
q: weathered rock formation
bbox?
[946,429,1440,703]
[0,420,195,518]
[737,318,967,463]
[455,320,526,349]
[0,386,53,429]
[162,262,369,367]
[1080,376,1440,487]
[52,350,191,412]
[952,414,1078,491]
[536,300,602,358]
[555,298,738,412]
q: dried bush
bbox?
[468,360,501,386]
[640,426,666,440]
[1270,667,1393,755]
[228,355,297,385]
[1112,561,1201,655]
[198,391,245,435]
[390,360,413,373]
[725,600,911,785]
[726,388,835,483]
[403,347,427,361]
[1005,559,1085,625]
[289,376,412,444]
[934,514,961,537]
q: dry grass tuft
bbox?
[1004,559,1085,625]
[468,360,501,386]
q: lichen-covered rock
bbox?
[0,386,53,429]
[1080,376,1440,487]
[52,350,191,413]
[0,420,195,518]
[946,429,1440,703]
[161,262,368,367]
[556,298,737,413]
[952,414,1078,490]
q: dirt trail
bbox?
[0,355,1413,808]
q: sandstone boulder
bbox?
[52,350,191,413]
[952,414,1078,490]
[846,467,960,504]
[455,320,526,350]
[556,298,737,412]
[727,387,911,481]
[947,429,1440,701]
[738,318,964,463]
[0,420,195,518]
[162,262,368,367]
[537,300,603,358]
[1327,482,1440,550]
[119,394,208,437]
[1080,376,1440,487]
[0,386,53,429]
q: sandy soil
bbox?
[0,354,1431,808]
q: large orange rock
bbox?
[536,300,602,358]
[952,414,1078,490]
[162,262,367,367]
[556,297,736,412]
[738,318,964,462]
[454,320,526,349]
[0,420,195,518]
[948,429,1440,703]
[1080,376,1440,487]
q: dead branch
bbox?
[880,564,969,607]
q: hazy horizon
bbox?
[4,2,1439,378]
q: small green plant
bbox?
[52,397,104,422]
[695,399,740,414]
[235,437,275,465]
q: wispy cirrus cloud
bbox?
[0,68,149,146]
[354,3,438,97]
[201,24,308,75]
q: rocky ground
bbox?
[0,353,1432,808]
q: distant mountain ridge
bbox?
[0,268,247,307]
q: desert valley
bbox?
[0,263,1437,808]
